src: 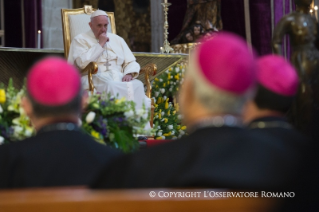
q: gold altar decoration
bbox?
[272,0,319,134]
[171,43,199,54]
[160,2,174,54]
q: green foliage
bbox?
[81,93,151,153]
[151,64,187,140]
[0,79,34,144]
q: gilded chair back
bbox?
[61,5,116,59]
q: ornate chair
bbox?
[61,5,156,127]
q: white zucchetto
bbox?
[91,10,108,18]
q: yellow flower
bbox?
[156,85,159,88]
[155,78,159,81]
[91,130,100,139]
[175,103,179,112]
[176,88,179,91]
[168,73,171,79]
[167,110,170,116]
[167,81,170,85]
[165,100,169,109]
[0,89,5,103]
[172,110,176,115]
[169,67,173,71]
[180,65,183,69]
[181,126,187,130]
[115,97,126,104]
[163,133,171,137]
[154,104,158,108]
[157,97,162,104]
[177,125,181,130]
[174,75,179,80]
[159,109,162,119]
[164,118,168,123]
[156,136,164,140]
[163,83,166,87]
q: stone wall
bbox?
[42,0,72,49]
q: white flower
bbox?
[162,136,166,139]
[176,67,180,72]
[182,68,185,73]
[179,130,185,135]
[165,70,169,73]
[171,130,175,135]
[137,109,148,120]
[163,96,167,101]
[178,114,183,120]
[13,126,23,135]
[170,76,173,79]
[160,89,165,94]
[24,129,33,137]
[155,115,158,118]
[8,105,14,111]
[157,126,161,129]
[169,88,173,92]
[155,92,160,97]
[173,82,176,85]
[0,136,4,145]
[85,111,96,123]
[159,78,163,82]
[0,105,2,113]
[161,112,165,116]
[124,110,134,119]
[168,125,173,130]
[157,131,163,136]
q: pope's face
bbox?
[89,15,109,39]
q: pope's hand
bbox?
[99,33,109,47]
[122,74,133,82]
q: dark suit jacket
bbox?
[247,116,316,211]
[0,126,122,188]
[91,126,307,190]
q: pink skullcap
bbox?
[27,57,81,106]
[197,32,256,95]
[257,55,298,96]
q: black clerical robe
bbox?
[0,125,122,188]
[91,126,306,190]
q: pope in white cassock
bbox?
[68,10,151,129]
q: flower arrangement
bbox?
[0,79,34,144]
[151,64,187,140]
[81,93,151,153]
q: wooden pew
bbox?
[0,187,278,212]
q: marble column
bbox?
[151,0,164,53]
[42,0,72,49]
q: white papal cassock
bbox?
[68,30,151,129]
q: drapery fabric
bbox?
[4,0,42,48]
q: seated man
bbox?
[68,10,150,129]
[0,57,122,188]
[243,55,308,143]
[91,33,302,190]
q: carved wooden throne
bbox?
[61,5,156,127]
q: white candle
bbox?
[37,30,41,49]
[164,0,167,3]
[315,6,318,21]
